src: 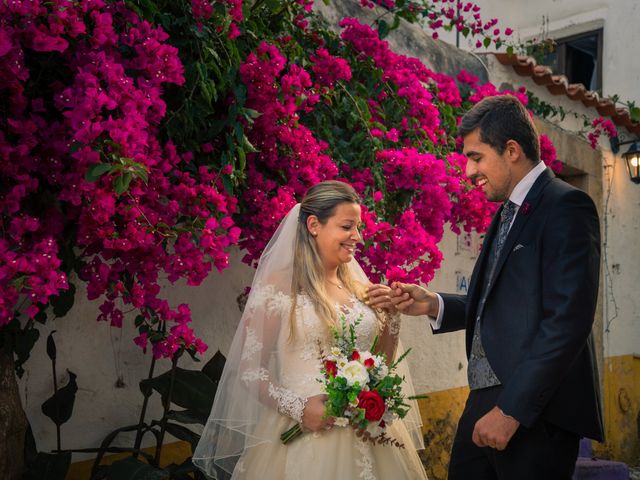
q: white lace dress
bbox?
[231,289,428,480]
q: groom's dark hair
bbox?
[458,95,540,164]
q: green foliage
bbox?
[41,370,78,426]
[123,0,298,194]
[50,283,77,319]
[516,37,556,65]
[139,367,218,417]
[107,457,168,480]
[526,92,567,121]
[22,451,72,480]
[0,318,40,377]
[89,350,226,479]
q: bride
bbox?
[193,181,428,479]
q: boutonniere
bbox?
[520,202,531,215]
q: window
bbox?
[542,29,603,92]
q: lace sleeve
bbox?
[385,310,401,336]
[268,384,307,423]
[376,310,402,365]
[238,285,308,423]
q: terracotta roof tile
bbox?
[494,53,640,135]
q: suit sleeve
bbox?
[496,189,600,427]
[434,293,468,334]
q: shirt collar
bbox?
[509,161,547,207]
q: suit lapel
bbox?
[487,168,555,296]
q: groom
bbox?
[378,95,604,479]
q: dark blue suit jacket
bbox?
[437,168,604,441]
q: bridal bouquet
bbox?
[281,316,415,447]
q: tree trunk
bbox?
[0,348,28,480]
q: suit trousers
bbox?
[448,386,580,480]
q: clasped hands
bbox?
[366,282,520,450]
[366,281,438,317]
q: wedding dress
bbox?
[193,204,428,480]
[228,287,428,479]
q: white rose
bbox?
[339,360,370,386]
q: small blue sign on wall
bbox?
[456,271,469,293]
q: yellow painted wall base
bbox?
[417,385,469,480]
[66,440,191,480]
[593,354,640,465]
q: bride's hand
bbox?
[301,394,334,432]
[365,284,397,314]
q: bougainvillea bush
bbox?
[0,0,562,363]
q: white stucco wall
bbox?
[599,148,640,358]
[18,250,255,458]
[440,0,640,105]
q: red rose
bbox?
[364,357,375,369]
[324,360,337,377]
[357,390,385,422]
[351,350,360,361]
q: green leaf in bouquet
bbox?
[370,335,379,353]
[391,348,412,369]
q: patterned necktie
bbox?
[494,200,517,261]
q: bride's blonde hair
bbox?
[290,181,366,338]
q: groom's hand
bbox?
[388,282,439,317]
[472,406,520,451]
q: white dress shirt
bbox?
[429,161,547,329]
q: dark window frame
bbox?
[544,28,603,93]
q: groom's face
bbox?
[463,129,514,203]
